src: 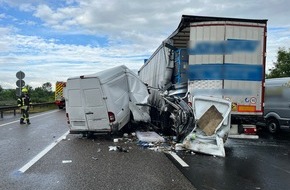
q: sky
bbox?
[1,0,290,90]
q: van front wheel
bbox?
[267,119,280,134]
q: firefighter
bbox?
[17,88,32,124]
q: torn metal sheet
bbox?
[183,96,232,157]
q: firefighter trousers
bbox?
[20,106,30,124]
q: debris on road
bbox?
[182,96,232,157]
[105,96,232,157]
[109,146,117,151]
[108,145,129,153]
[136,131,165,142]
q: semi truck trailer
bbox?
[138,15,267,133]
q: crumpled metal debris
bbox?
[108,146,129,153]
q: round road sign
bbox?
[16,80,25,87]
[16,71,25,79]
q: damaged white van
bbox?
[65,65,150,135]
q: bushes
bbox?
[0,87,54,106]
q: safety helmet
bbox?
[22,88,28,93]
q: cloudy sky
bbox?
[1,0,290,90]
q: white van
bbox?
[264,77,290,133]
[65,65,150,135]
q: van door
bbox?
[81,78,110,132]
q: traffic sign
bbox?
[16,80,25,87]
[16,71,25,79]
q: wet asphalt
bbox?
[171,131,290,190]
[1,110,290,190]
[0,110,194,190]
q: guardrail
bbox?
[0,102,55,118]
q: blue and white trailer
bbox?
[139,15,267,131]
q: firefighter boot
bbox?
[20,118,26,124]
[26,119,31,125]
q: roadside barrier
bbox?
[0,102,55,118]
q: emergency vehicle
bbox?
[55,81,66,109]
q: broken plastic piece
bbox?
[109,146,117,151]
[136,131,165,142]
[117,146,129,153]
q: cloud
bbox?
[0,30,150,89]
[1,0,290,89]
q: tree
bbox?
[42,82,52,92]
[0,83,54,105]
[31,87,54,103]
[0,89,17,105]
[267,47,290,78]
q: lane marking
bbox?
[167,151,189,167]
[18,131,69,173]
[0,110,59,127]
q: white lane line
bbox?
[0,110,59,127]
[167,151,189,167]
[18,131,69,173]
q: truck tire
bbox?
[267,119,280,134]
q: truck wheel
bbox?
[267,119,280,134]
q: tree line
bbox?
[0,82,54,106]
[266,47,290,78]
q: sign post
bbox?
[16,71,25,97]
